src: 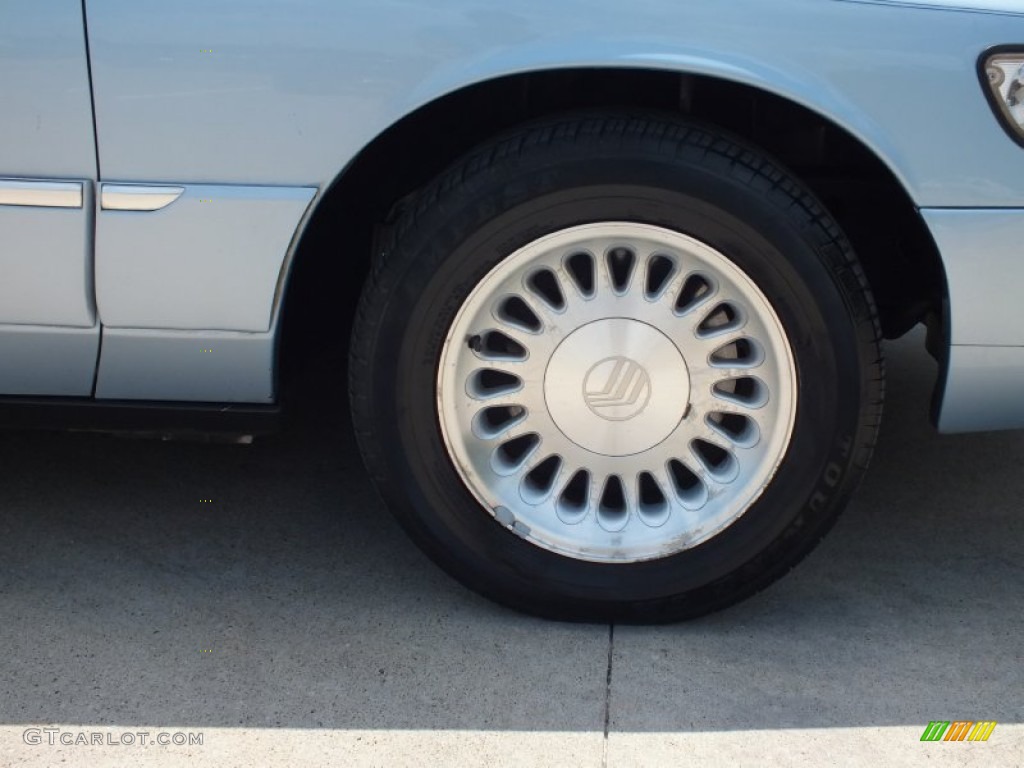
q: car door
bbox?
[84,2,316,404]
[0,2,99,396]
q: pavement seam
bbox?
[602,623,615,768]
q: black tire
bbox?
[349,113,883,623]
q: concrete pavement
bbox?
[0,328,1020,767]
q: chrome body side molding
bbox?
[100,184,184,212]
[0,179,82,209]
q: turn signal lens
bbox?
[983,53,1024,143]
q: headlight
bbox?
[982,50,1024,145]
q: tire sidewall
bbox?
[362,143,869,614]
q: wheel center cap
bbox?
[545,319,690,457]
[583,356,652,421]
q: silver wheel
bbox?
[438,223,798,563]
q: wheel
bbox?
[350,113,882,622]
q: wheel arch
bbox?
[277,63,947,397]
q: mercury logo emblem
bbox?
[583,357,653,421]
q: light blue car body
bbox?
[2,0,1024,431]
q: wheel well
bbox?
[279,68,946,385]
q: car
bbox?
[4,0,1024,622]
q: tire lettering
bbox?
[809,491,828,513]
[838,435,852,460]
[808,435,853,513]
[824,462,842,487]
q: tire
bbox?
[350,113,883,623]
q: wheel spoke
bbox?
[438,222,796,562]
